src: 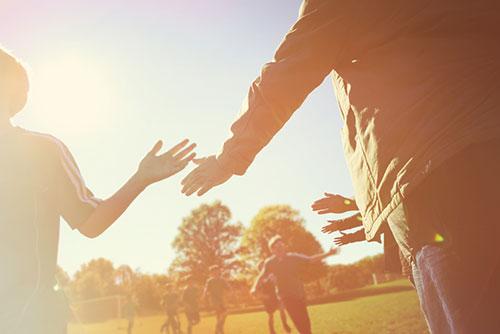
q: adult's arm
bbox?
[182,0,353,196]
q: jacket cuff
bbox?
[216,151,250,176]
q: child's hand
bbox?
[328,246,340,256]
[137,139,196,186]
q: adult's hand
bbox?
[311,193,358,214]
[181,156,233,196]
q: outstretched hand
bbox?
[311,193,358,215]
[333,232,350,246]
[322,220,341,234]
[181,155,232,196]
[327,246,340,256]
[136,139,196,187]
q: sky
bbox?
[2,0,382,276]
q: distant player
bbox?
[123,295,137,334]
[251,236,339,334]
[203,265,230,334]
[160,285,181,334]
[256,261,292,334]
[182,276,201,334]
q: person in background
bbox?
[251,236,338,334]
[123,295,137,334]
[255,261,292,334]
[312,193,406,278]
[182,276,201,334]
[203,265,230,334]
[160,284,181,334]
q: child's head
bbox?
[268,235,286,257]
[0,48,29,119]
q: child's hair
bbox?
[267,235,283,250]
[0,47,29,117]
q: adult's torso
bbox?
[329,0,500,238]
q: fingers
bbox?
[181,170,204,195]
[179,152,197,165]
[197,184,214,196]
[165,138,190,156]
[148,140,163,157]
[173,143,197,160]
[321,222,336,234]
[173,153,197,175]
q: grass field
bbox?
[69,280,428,334]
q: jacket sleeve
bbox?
[217,0,351,175]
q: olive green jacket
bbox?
[216,0,500,240]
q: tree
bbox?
[240,205,328,283]
[71,258,117,300]
[169,201,243,284]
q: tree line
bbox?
[58,201,389,317]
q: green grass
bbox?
[69,280,428,334]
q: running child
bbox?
[251,236,338,334]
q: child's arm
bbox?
[78,139,195,238]
[301,247,340,263]
[250,266,269,296]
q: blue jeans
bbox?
[391,140,500,334]
[412,246,467,334]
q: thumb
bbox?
[148,140,163,157]
[192,157,208,165]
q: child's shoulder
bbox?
[17,127,70,155]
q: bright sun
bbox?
[25,50,117,135]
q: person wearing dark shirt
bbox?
[256,261,291,334]
[203,265,230,334]
[123,295,137,334]
[182,276,200,334]
[161,285,181,334]
[251,236,338,334]
[0,48,196,334]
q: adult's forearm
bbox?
[78,173,147,238]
